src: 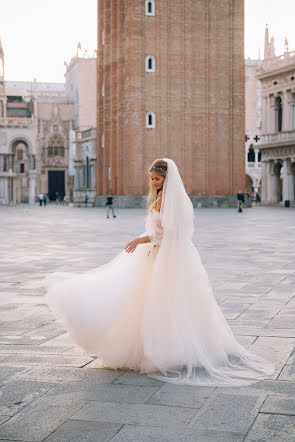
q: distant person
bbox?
[55,192,61,205]
[255,192,261,205]
[39,193,43,206]
[237,190,244,213]
[106,193,116,218]
[83,193,89,204]
[42,193,47,206]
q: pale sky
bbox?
[0,0,294,83]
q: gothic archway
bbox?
[246,174,253,194]
[10,139,30,202]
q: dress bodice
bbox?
[145,210,164,244]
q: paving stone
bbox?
[278,349,295,381]
[245,414,295,441]
[260,397,295,415]
[189,392,264,434]
[235,335,257,348]
[0,353,93,368]
[114,371,163,387]
[0,379,56,417]
[0,416,10,425]
[46,381,159,404]
[0,344,68,355]
[0,392,87,441]
[0,312,54,337]
[218,379,295,398]
[72,401,196,426]
[39,332,75,348]
[147,383,214,408]
[44,420,123,442]
[0,366,29,387]
[248,336,295,379]
[110,424,245,442]
[17,367,122,383]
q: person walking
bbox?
[237,190,244,213]
[255,192,261,205]
[42,193,47,206]
[39,193,43,207]
[45,159,273,387]
[83,192,89,205]
[55,192,60,205]
[106,192,116,218]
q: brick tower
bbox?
[96,0,245,207]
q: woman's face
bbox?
[149,171,165,190]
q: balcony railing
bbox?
[0,117,33,127]
[246,162,262,169]
[260,130,295,145]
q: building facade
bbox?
[96,0,245,207]
[73,127,96,203]
[245,59,263,194]
[258,30,295,204]
[0,40,75,204]
[65,44,97,204]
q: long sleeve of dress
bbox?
[145,211,164,245]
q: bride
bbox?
[45,158,273,386]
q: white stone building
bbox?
[65,43,97,204]
[73,128,96,203]
[245,59,263,194]
[0,40,75,204]
[258,28,295,205]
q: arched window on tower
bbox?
[275,96,282,132]
[145,56,155,72]
[258,150,262,162]
[145,0,155,16]
[146,112,156,129]
[247,145,255,163]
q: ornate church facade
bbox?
[95,0,245,207]
[0,39,75,204]
[0,40,97,205]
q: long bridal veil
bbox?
[142,158,273,386]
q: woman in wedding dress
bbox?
[45,158,273,386]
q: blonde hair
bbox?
[147,159,167,213]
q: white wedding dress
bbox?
[45,159,273,386]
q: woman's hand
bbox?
[125,238,139,253]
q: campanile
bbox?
[96,0,245,206]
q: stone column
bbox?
[29,171,37,205]
[268,95,274,133]
[261,160,268,202]
[262,97,267,133]
[267,160,280,203]
[254,149,259,167]
[282,159,289,202]
[2,97,7,119]
[284,91,292,131]
[284,158,295,203]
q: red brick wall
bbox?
[96,0,245,196]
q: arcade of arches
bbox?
[261,149,295,204]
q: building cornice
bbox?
[258,64,295,81]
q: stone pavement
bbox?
[0,204,294,442]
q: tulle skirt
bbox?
[45,237,274,387]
